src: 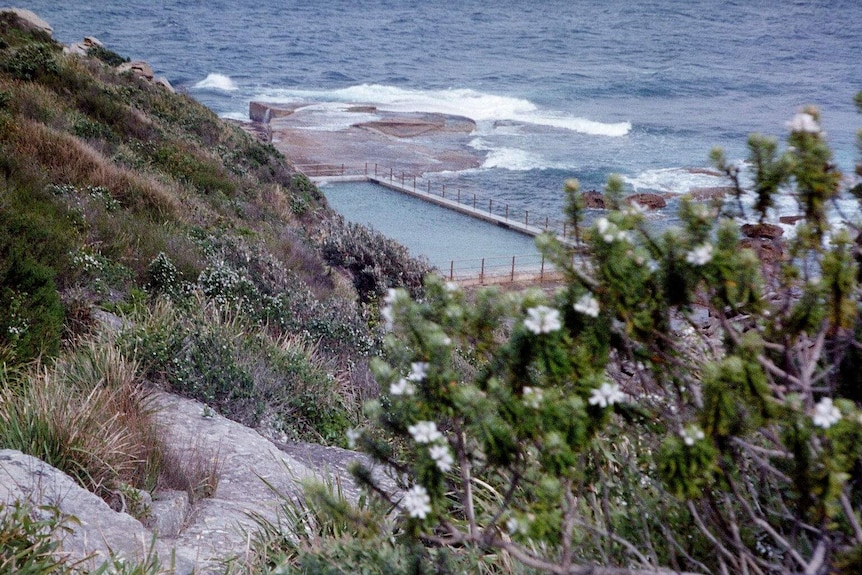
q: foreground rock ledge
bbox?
[0,392,386,574]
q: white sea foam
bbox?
[623,167,725,195]
[253,84,630,137]
[193,73,239,91]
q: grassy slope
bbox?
[0,11,429,465]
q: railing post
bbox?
[473,194,477,209]
[457,189,461,202]
[525,211,529,227]
[341,163,345,176]
[480,258,485,284]
[442,184,446,198]
[511,256,515,282]
[505,204,509,219]
[428,181,431,194]
[413,175,416,190]
[489,199,493,213]
[563,222,567,238]
[364,162,368,176]
[401,172,404,186]
[545,216,549,230]
[390,167,393,181]
[540,255,545,280]
[450,260,454,281]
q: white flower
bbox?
[588,381,626,408]
[522,386,544,408]
[428,444,454,472]
[812,397,841,429]
[596,217,611,234]
[616,230,632,243]
[390,378,415,396]
[383,288,402,306]
[506,515,530,535]
[685,243,713,266]
[524,305,562,334]
[346,428,360,449]
[408,421,443,444]
[407,362,429,381]
[445,281,459,292]
[402,485,432,519]
[680,425,706,446]
[573,294,600,318]
[381,305,394,331]
[787,112,821,134]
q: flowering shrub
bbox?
[346,105,862,574]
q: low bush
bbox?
[121,297,355,444]
[319,217,431,304]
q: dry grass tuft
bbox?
[8,119,180,217]
[0,337,165,498]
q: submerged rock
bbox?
[625,193,667,210]
[741,222,784,239]
[581,190,606,209]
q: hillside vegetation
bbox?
[0,10,430,499]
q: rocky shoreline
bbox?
[246,100,484,175]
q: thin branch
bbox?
[841,491,862,544]
[686,501,738,567]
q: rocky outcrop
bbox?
[0,8,52,35]
[249,101,299,123]
[687,186,734,201]
[1,390,388,574]
[117,60,155,81]
[253,100,483,175]
[626,193,667,210]
[0,450,198,573]
[779,215,805,225]
[64,35,103,56]
[741,222,784,239]
[581,190,606,209]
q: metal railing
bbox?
[443,252,582,286]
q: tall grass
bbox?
[0,338,163,499]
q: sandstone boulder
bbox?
[741,222,784,239]
[625,193,667,210]
[740,237,784,266]
[249,101,299,123]
[779,215,805,225]
[0,8,52,35]
[154,76,175,92]
[581,190,605,209]
[117,60,154,81]
[687,186,734,201]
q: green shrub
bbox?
[121,298,355,443]
[0,43,58,81]
[0,182,77,362]
[86,44,129,67]
[320,218,431,304]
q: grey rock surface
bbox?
[0,449,197,573]
[0,7,53,34]
[0,391,384,574]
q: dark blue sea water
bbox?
[22,0,862,224]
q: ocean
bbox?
[20,0,862,251]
